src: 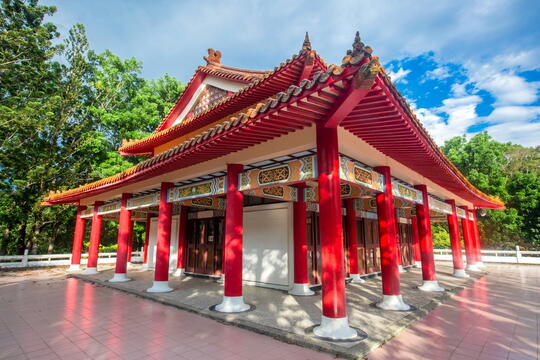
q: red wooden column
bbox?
[83,201,104,275]
[147,183,174,293]
[68,206,87,272]
[143,214,152,265]
[215,163,250,313]
[471,211,485,268]
[289,183,315,296]
[411,216,421,267]
[173,205,189,277]
[446,200,468,278]
[374,166,410,311]
[127,220,134,263]
[414,185,444,292]
[345,198,364,283]
[110,193,132,282]
[312,124,357,340]
[461,207,480,272]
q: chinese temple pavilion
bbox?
[44,32,503,340]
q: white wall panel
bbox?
[243,203,291,289]
[146,215,179,271]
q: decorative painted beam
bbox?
[339,156,385,193]
[355,198,378,212]
[97,201,121,215]
[180,197,226,210]
[80,206,94,219]
[428,196,453,215]
[239,155,317,191]
[391,180,423,204]
[168,176,226,202]
[126,192,160,210]
[244,185,299,202]
[305,182,373,202]
[456,207,466,219]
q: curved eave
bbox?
[340,71,504,209]
[44,66,336,206]
[119,50,328,156]
[46,58,503,210]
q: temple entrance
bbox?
[186,216,224,276]
[361,217,381,273]
[307,212,321,285]
[397,222,414,266]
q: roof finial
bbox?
[342,31,372,66]
[204,48,222,65]
[302,32,311,51]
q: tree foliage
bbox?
[0,1,537,256]
[0,0,184,254]
[441,133,540,248]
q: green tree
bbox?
[441,132,540,248]
[0,1,184,254]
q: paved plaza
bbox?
[70,263,480,357]
[368,264,540,360]
[0,264,538,359]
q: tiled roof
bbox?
[44,32,503,209]
[119,48,327,155]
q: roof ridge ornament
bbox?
[204,48,222,65]
[302,32,311,51]
[342,31,372,66]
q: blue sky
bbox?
[43,0,540,147]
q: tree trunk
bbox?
[17,221,27,255]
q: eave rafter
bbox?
[324,58,382,128]
[45,31,503,210]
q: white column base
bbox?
[376,295,411,311]
[414,261,421,268]
[172,268,185,277]
[67,264,81,272]
[452,269,470,278]
[466,264,481,272]
[418,280,445,292]
[289,283,315,296]
[398,265,407,273]
[82,267,98,275]
[215,296,250,313]
[146,281,173,293]
[109,273,131,282]
[349,274,365,283]
[217,274,224,284]
[476,261,486,268]
[313,316,357,340]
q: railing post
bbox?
[22,249,29,267]
[516,245,521,264]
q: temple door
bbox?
[307,212,321,284]
[398,222,414,266]
[363,218,381,273]
[357,218,367,274]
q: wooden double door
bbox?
[397,222,414,266]
[307,213,413,284]
[186,216,224,276]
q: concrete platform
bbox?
[71,263,485,359]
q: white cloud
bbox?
[484,106,540,124]
[483,120,540,147]
[466,63,539,105]
[387,67,411,84]
[426,66,451,81]
[415,95,482,144]
[43,0,540,79]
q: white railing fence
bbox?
[0,250,143,269]
[434,246,540,265]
